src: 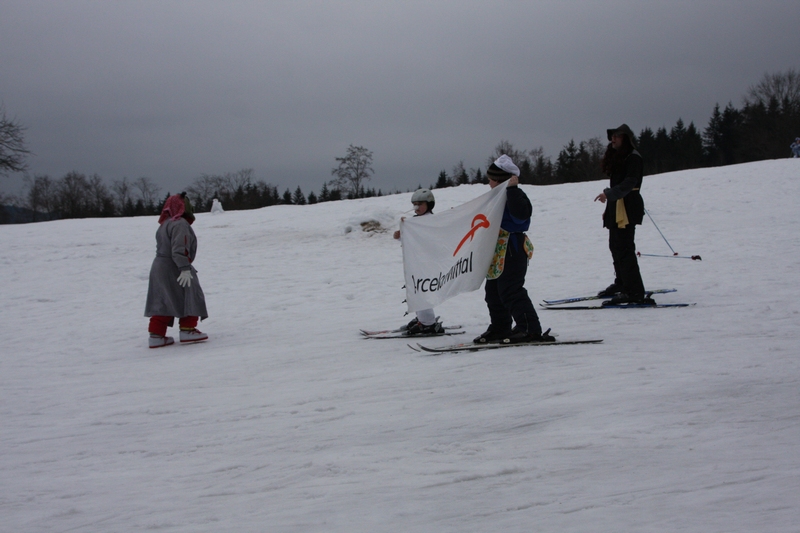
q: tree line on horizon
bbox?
[433,70,799,187]
[1,70,798,224]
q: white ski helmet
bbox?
[411,188,435,204]
[411,188,435,212]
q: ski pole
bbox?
[641,208,702,260]
[644,208,677,255]
[637,252,702,261]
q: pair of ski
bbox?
[408,337,604,355]
[362,326,602,354]
[360,325,464,339]
[541,288,694,309]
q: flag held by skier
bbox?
[400,182,508,312]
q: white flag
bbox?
[401,182,508,312]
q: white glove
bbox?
[177,270,193,288]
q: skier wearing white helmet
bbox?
[393,188,444,335]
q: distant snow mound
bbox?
[344,208,401,236]
[360,220,385,233]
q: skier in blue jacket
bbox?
[474,155,554,344]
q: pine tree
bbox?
[703,104,724,166]
[319,183,330,202]
[555,140,579,182]
[653,127,671,174]
[292,186,306,205]
[703,103,743,166]
[573,138,604,182]
[435,170,451,188]
[530,148,554,184]
[682,122,705,170]
[739,69,800,161]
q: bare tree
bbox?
[486,140,530,170]
[486,140,542,183]
[451,161,469,185]
[330,145,374,198]
[24,175,55,220]
[87,174,115,216]
[740,69,800,160]
[0,103,30,176]
[54,172,90,218]
[112,177,134,215]
[190,168,254,200]
[745,69,800,111]
[187,174,221,208]
[222,168,254,192]
[134,176,161,211]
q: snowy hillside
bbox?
[2,160,799,532]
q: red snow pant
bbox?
[148,315,199,336]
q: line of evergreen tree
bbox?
[431,139,606,188]
[429,69,799,189]
[4,70,796,223]
[186,169,282,212]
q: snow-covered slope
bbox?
[2,160,799,532]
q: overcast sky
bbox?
[1,0,798,199]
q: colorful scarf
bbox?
[158,195,186,225]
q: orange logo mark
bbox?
[453,214,490,256]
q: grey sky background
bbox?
[1,0,798,199]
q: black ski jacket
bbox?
[602,150,644,229]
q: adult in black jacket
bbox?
[594,124,654,306]
[474,155,554,344]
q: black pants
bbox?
[608,225,645,296]
[484,234,542,335]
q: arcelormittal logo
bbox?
[453,214,490,256]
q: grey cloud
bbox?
[1,0,798,198]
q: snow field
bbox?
[1,160,799,532]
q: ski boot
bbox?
[598,283,621,297]
[149,334,175,349]
[473,327,513,344]
[180,328,209,343]
[503,328,556,344]
[406,321,444,336]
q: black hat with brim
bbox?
[607,123,637,148]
